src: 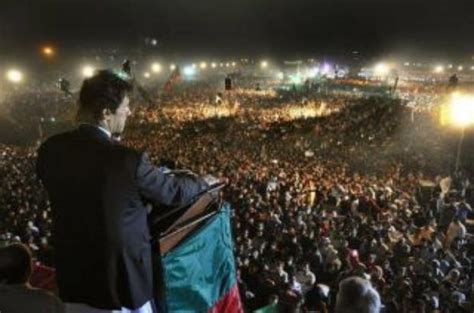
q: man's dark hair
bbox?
[0,243,33,284]
[77,69,133,122]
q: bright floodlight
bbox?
[170,64,176,71]
[225,63,230,68]
[374,63,389,76]
[277,72,284,80]
[42,46,55,57]
[260,61,268,69]
[231,62,236,67]
[307,67,319,78]
[458,66,464,71]
[200,62,207,69]
[449,94,474,128]
[143,72,151,79]
[289,73,303,85]
[151,63,162,73]
[82,66,95,78]
[434,65,444,74]
[183,66,196,76]
[321,63,332,75]
[6,69,23,83]
[211,62,217,68]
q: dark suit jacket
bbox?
[36,124,208,310]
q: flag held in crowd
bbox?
[164,67,182,92]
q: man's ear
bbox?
[102,108,112,121]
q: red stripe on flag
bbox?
[209,284,243,313]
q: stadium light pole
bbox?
[455,128,465,174]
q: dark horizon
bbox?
[1,0,473,60]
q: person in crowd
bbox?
[335,276,381,313]
[295,263,316,294]
[0,243,64,313]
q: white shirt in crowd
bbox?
[295,270,316,293]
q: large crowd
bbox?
[0,79,473,312]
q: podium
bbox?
[149,183,225,254]
[149,183,226,312]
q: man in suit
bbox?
[36,70,209,312]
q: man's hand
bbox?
[218,177,230,185]
[203,175,229,186]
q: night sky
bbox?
[1,0,473,59]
